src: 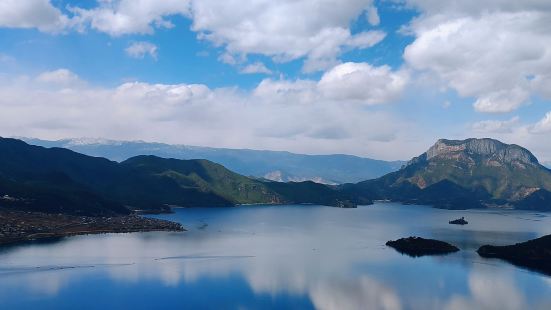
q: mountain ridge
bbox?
[21,137,404,184]
[344,138,551,210]
[425,138,539,166]
[3,136,551,214]
[0,137,356,215]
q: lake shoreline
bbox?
[3,202,551,309]
[0,209,185,247]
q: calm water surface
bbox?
[1,203,551,309]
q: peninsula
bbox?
[477,234,551,276]
[0,209,184,246]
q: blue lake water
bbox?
[2,203,551,309]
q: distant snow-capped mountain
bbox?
[22,137,404,184]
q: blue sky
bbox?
[0,1,414,88]
[0,0,550,161]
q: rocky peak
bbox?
[425,138,539,165]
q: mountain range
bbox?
[0,138,355,216]
[2,137,551,216]
[21,138,404,184]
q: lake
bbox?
[1,203,551,310]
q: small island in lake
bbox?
[386,236,460,257]
[449,217,468,225]
[477,234,551,276]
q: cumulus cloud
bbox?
[530,111,551,134]
[0,0,192,35]
[125,41,158,60]
[69,0,191,36]
[254,62,407,105]
[318,62,408,104]
[345,31,386,49]
[0,65,416,159]
[366,5,380,26]
[35,69,84,87]
[114,82,211,104]
[403,1,551,113]
[1,1,386,72]
[190,0,385,72]
[471,116,520,133]
[253,78,319,105]
[0,0,70,33]
[239,62,272,75]
[532,74,551,99]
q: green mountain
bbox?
[0,138,133,215]
[344,138,551,210]
[120,155,282,205]
[0,138,352,216]
[120,156,357,207]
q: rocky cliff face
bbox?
[424,138,539,167]
[375,138,551,206]
[343,137,551,210]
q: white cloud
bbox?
[125,41,158,60]
[1,1,386,73]
[0,0,70,33]
[254,62,407,105]
[240,62,272,75]
[0,65,416,160]
[530,111,551,134]
[35,69,84,87]
[253,78,319,105]
[318,62,408,104]
[345,31,386,49]
[217,52,239,65]
[403,1,551,113]
[532,74,551,99]
[114,82,211,104]
[471,116,520,133]
[473,87,531,113]
[190,0,384,72]
[366,5,380,26]
[70,0,191,36]
[252,62,407,107]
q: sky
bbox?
[0,0,551,162]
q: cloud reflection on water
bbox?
[2,204,551,309]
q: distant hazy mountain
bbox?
[22,138,404,184]
[344,138,551,210]
[0,138,356,215]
